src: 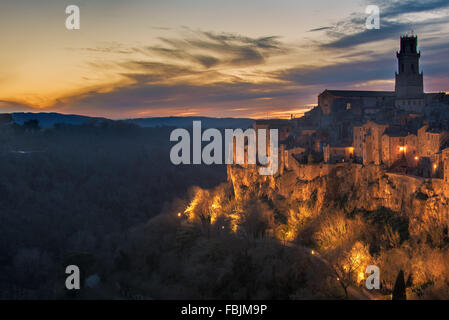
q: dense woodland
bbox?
[0,121,228,299]
[0,120,345,299]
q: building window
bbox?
[346,103,351,110]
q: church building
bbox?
[318,35,437,117]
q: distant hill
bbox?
[12,112,109,128]
[125,116,254,129]
[11,113,255,129]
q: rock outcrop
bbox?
[227,163,449,238]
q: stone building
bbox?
[417,125,449,158]
[283,147,307,169]
[318,90,396,116]
[317,35,448,119]
[381,131,406,168]
[289,127,321,151]
[350,121,449,170]
[381,130,419,168]
[404,133,419,167]
[353,121,388,165]
[323,144,354,164]
[430,152,443,178]
[395,35,425,112]
[443,148,449,183]
[248,35,449,181]
[253,119,293,160]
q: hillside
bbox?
[11,113,255,129]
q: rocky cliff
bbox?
[227,163,449,239]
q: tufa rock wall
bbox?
[227,162,449,237]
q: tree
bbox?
[325,241,371,298]
[241,199,274,239]
[392,269,406,300]
[23,119,40,132]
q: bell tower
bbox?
[395,35,425,111]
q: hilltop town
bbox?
[227,35,449,249]
[217,36,449,298]
[248,35,449,185]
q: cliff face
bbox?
[227,163,449,238]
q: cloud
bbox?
[53,80,315,119]
[143,29,286,69]
[323,18,448,49]
[309,27,333,32]
[119,61,198,82]
[276,54,396,87]
[73,42,137,54]
[379,0,449,19]
[0,100,35,113]
[320,0,449,49]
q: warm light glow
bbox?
[343,242,370,285]
[311,250,315,255]
[358,271,365,283]
[184,190,203,221]
[182,187,242,232]
[434,164,438,170]
[415,156,419,160]
[210,195,222,224]
[177,212,182,217]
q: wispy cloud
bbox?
[143,29,287,69]
[0,100,34,113]
[309,26,333,32]
[379,0,449,19]
[320,0,449,49]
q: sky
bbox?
[1,0,449,119]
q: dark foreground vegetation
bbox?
[0,121,228,299]
[0,120,338,299]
